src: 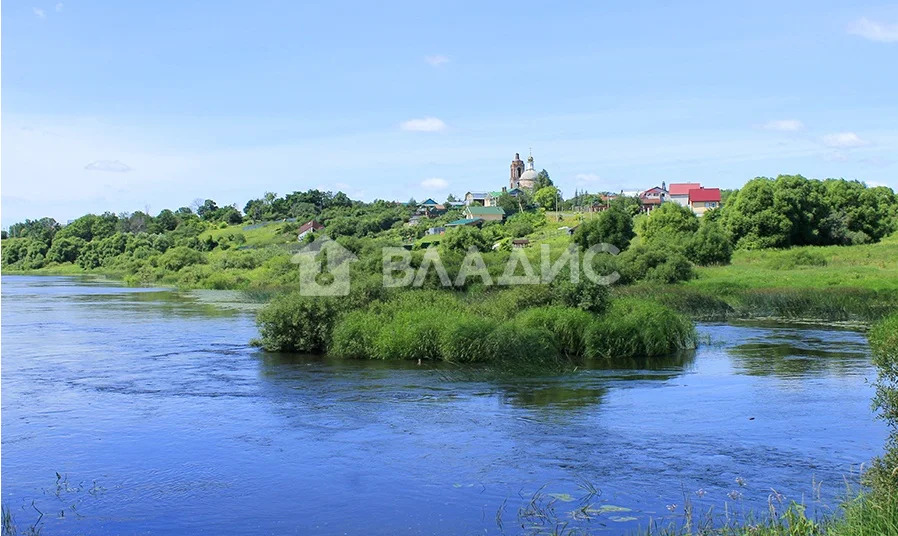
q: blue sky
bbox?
[2,1,897,227]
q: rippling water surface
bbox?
[1,275,887,534]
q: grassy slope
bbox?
[690,234,898,292]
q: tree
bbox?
[685,220,733,265]
[534,169,553,191]
[197,199,219,220]
[446,193,458,203]
[156,209,180,231]
[45,237,87,264]
[721,178,792,249]
[638,202,699,242]
[533,186,560,211]
[573,207,635,251]
[440,226,490,252]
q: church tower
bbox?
[509,153,524,189]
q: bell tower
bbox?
[510,153,524,189]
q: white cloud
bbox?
[425,55,450,67]
[56,2,63,11]
[85,160,133,172]
[848,17,898,43]
[763,119,804,132]
[33,7,46,18]
[421,177,448,189]
[822,132,869,148]
[400,117,446,132]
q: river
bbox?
[0,275,887,534]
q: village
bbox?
[298,151,722,243]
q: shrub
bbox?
[685,220,733,266]
[617,244,695,284]
[370,306,450,360]
[256,292,343,353]
[329,310,378,358]
[551,276,611,315]
[585,299,696,358]
[867,313,898,493]
[572,207,635,251]
[514,306,593,357]
[440,226,490,252]
[158,246,206,271]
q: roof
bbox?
[669,182,702,196]
[489,191,503,198]
[298,220,324,234]
[640,197,662,205]
[512,238,530,245]
[465,192,488,199]
[446,218,483,226]
[466,206,506,216]
[689,188,721,203]
[420,198,439,206]
[641,186,666,196]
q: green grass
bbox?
[688,234,898,293]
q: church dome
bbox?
[519,169,539,183]
[517,152,539,187]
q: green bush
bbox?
[551,276,611,314]
[867,313,898,493]
[370,306,449,360]
[685,220,733,266]
[329,310,378,358]
[618,244,695,284]
[256,292,344,353]
[158,246,206,271]
[586,299,696,358]
[514,306,593,357]
[572,207,635,251]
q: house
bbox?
[446,218,483,228]
[297,220,325,240]
[426,226,445,235]
[464,192,489,206]
[639,196,662,213]
[464,205,506,222]
[419,198,440,208]
[408,215,423,226]
[669,183,702,207]
[640,183,669,202]
[447,201,466,208]
[688,188,721,216]
[512,238,530,248]
[638,183,669,213]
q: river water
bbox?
[0,275,887,535]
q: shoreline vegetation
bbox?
[2,175,898,534]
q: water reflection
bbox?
[727,327,871,378]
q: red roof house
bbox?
[688,188,721,215]
[669,183,702,197]
[297,220,325,240]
